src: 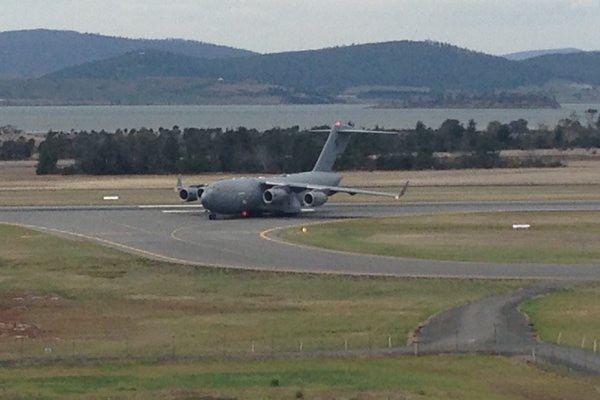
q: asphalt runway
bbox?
[1,200,600,280]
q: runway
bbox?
[1,200,600,280]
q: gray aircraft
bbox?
[177,122,408,219]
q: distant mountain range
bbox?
[0,29,256,79]
[0,29,598,106]
[502,48,582,61]
[46,42,551,92]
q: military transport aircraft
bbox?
[177,122,408,219]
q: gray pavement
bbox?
[418,282,563,350]
[1,200,599,280]
[416,281,600,374]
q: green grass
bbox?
[2,356,600,399]
[2,225,598,398]
[281,211,600,264]
[1,185,599,206]
[0,224,521,360]
[522,283,600,349]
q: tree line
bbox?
[0,126,36,160]
[34,116,600,175]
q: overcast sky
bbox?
[2,0,599,54]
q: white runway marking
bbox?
[162,209,206,214]
[138,204,204,209]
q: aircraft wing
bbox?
[264,180,409,200]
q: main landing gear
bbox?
[207,211,252,220]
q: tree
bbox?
[585,108,598,128]
[36,132,61,174]
[159,130,180,172]
[414,121,435,169]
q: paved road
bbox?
[416,281,600,374]
[1,200,599,280]
[418,282,564,350]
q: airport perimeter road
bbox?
[416,281,600,374]
[1,200,600,280]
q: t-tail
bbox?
[311,122,398,172]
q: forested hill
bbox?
[3,34,600,105]
[0,29,256,79]
[502,48,582,61]
[522,51,600,85]
[47,41,551,93]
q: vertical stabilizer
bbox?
[312,122,353,172]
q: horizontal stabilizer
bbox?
[310,128,399,135]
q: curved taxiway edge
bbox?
[0,201,599,280]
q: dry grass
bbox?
[342,160,600,187]
[2,160,600,189]
[1,160,600,205]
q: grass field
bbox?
[0,224,521,360]
[1,160,600,205]
[281,211,600,264]
[522,283,600,350]
[10,224,594,398]
[2,160,600,398]
[2,184,600,206]
[2,355,600,399]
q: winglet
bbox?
[395,181,409,200]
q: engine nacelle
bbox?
[263,187,288,204]
[303,191,328,207]
[179,186,202,202]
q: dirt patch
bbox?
[0,292,60,338]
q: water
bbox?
[0,103,598,133]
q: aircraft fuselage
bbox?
[200,171,342,216]
[177,122,406,219]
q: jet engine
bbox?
[263,187,288,204]
[179,186,203,202]
[303,191,328,207]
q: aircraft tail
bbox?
[311,122,398,172]
[312,123,352,172]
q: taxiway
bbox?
[1,200,599,280]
